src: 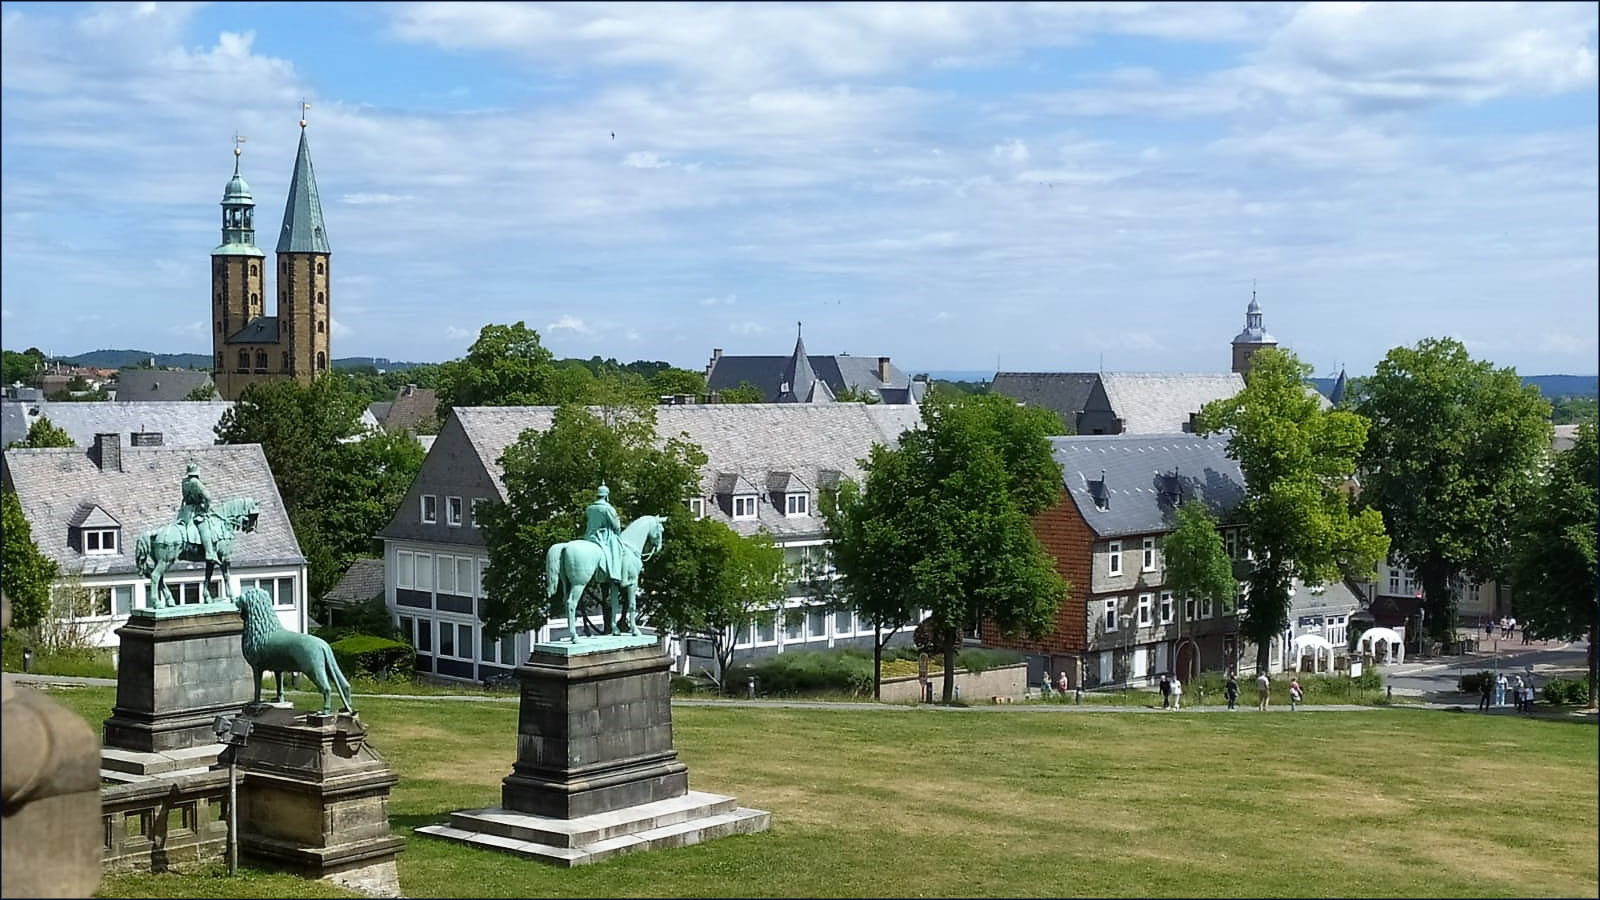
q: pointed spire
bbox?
[778,321,831,403]
[1330,367,1348,407]
[277,118,330,254]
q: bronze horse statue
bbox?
[134,497,260,607]
[544,515,664,638]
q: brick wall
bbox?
[981,490,1091,656]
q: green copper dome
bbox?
[222,172,254,204]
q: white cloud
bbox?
[547,314,593,335]
[622,151,671,169]
[167,320,206,338]
[991,139,1029,165]
[340,192,415,206]
[700,294,737,306]
[330,317,353,339]
[729,321,769,336]
[445,326,476,341]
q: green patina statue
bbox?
[236,586,353,715]
[545,484,665,640]
[134,462,260,606]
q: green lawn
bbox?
[37,686,1595,898]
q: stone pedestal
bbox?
[234,707,404,894]
[419,639,770,866]
[103,606,254,756]
[3,676,105,897]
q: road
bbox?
[1383,638,1590,700]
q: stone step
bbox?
[102,744,222,776]
[446,790,738,848]
[418,805,770,867]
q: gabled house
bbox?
[990,372,1099,433]
[704,326,925,404]
[376,403,925,682]
[2,437,307,648]
[109,369,215,402]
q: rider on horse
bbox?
[177,461,221,565]
[584,483,628,580]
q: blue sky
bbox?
[2,2,1596,376]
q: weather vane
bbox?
[300,98,311,129]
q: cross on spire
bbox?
[232,133,246,173]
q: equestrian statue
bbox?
[544,484,665,640]
[134,461,260,607]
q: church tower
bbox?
[1230,290,1277,377]
[211,139,266,398]
[276,113,332,382]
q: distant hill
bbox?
[53,349,437,373]
[1310,374,1597,399]
[331,357,435,372]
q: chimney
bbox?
[129,431,164,447]
[877,356,891,383]
[92,433,122,472]
[403,384,416,397]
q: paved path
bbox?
[9,672,1590,722]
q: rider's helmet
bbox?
[597,483,610,499]
[185,461,201,476]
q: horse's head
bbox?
[643,515,665,559]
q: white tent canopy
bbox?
[1293,633,1336,673]
[1358,626,1405,664]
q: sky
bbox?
[1,2,1596,377]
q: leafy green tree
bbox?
[647,519,788,691]
[1,348,47,386]
[833,385,881,404]
[651,367,707,399]
[8,416,75,449]
[1161,501,1238,639]
[183,382,219,401]
[1509,421,1598,707]
[1357,338,1551,641]
[435,322,586,416]
[1197,347,1389,673]
[716,380,765,404]
[829,393,1067,703]
[1,487,59,630]
[1550,395,1599,426]
[478,402,707,638]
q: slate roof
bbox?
[443,403,924,539]
[7,401,232,448]
[991,372,1099,430]
[1097,373,1245,434]
[225,316,280,345]
[111,369,215,402]
[277,128,331,254]
[707,352,917,403]
[379,385,439,433]
[2,443,303,577]
[1,401,29,448]
[324,558,386,605]
[1052,433,1245,538]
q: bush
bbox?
[1459,671,1495,694]
[314,596,400,644]
[955,648,1024,675]
[1541,678,1591,706]
[331,633,414,680]
[727,650,876,697]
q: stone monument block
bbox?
[103,606,255,754]
[234,707,404,894]
[502,641,689,819]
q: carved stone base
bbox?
[234,708,404,880]
[103,609,254,753]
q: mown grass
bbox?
[0,633,117,679]
[37,685,1594,898]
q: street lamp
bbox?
[212,714,254,876]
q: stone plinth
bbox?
[501,642,688,819]
[234,707,405,892]
[103,607,254,754]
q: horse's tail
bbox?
[134,533,152,573]
[546,543,563,598]
[322,641,353,712]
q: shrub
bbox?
[728,650,876,697]
[314,596,400,643]
[1353,666,1383,692]
[331,633,414,680]
[1541,678,1590,706]
[1459,671,1495,694]
[955,648,1024,675]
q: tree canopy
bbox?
[1509,421,1598,706]
[826,393,1067,702]
[1,486,59,630]
[7,416,74,449]
[434,322,577,415]
[1161,500,1237,623]
[1196,347,1389,671]
[1357,338,1551,641]
[1,348,47,386]
[716,381,765,404]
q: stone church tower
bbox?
[212,118,332,400]
[1230,290,1277,377]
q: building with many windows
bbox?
[2,437,307,647]
[377,403,924,683]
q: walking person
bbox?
[1257,672,1271,711]
[1056,671,1069,697]
[1522,678,1535,714]
[1289,677,1303,711]
[1494,672,1508,708]
[1225,673,1239,711]
[1159,674,1172,709]
[1171,677,1183,710]
[1508,617,1518,642]
[1478,675,1492,711]
[1512,675,1526,712]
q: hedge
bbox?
[331,633,414,680]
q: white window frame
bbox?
[446,496,463,527]
[1103,598,1118,633]
[1184,595,1197,621]
[396,550,414,590]
[477,558,488,599]
[414,552,433,591]
[457,557,474,597]
[84,528,119,556]
[1159,591,1173,625]
[1137,593,1152,627]
[1225,530,1238,560]
[1108,541,1122,577]
[786,493,809,517]
[733,495,758,520]
[687,497,705,519]
[437,554,457,595]
[1201,596,1213,619]
[1142,537,1156,572]
[421,494,438,524]
[751,609,779,647]
[470,497,484,528]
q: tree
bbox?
[1357,338,1551,641]
[7,416,75,449]
[827,393,1067,703]
[648,518,788,691]
[1196,347,1389,673]
[1,348,47,386]
[477,402,707,638]
[1161,501,1238,647]
[2,486,59,630]
[1509,421,1598,707]
[435,322,584,416]
[833,385,881,404]
[215,377,419,596]
[716,381,765,404]
[651,367,707,399]
[183,382,219,401]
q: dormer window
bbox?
[733,495,758,520]
[69,503,121,556]
[84,528,119,555]
[786,493,809,516]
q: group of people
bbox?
[1222,673,1303,711]
[1486,616,1533,644]
[1158,674,1184,709]
[1478,671,1537,713]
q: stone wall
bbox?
[877,663,1027,703]
[101,769,230,874]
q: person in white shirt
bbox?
[1256,672,1271,711]
[1170,677,1183,710]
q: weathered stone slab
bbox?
[532,633,660,656]
[103,609,254,753]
